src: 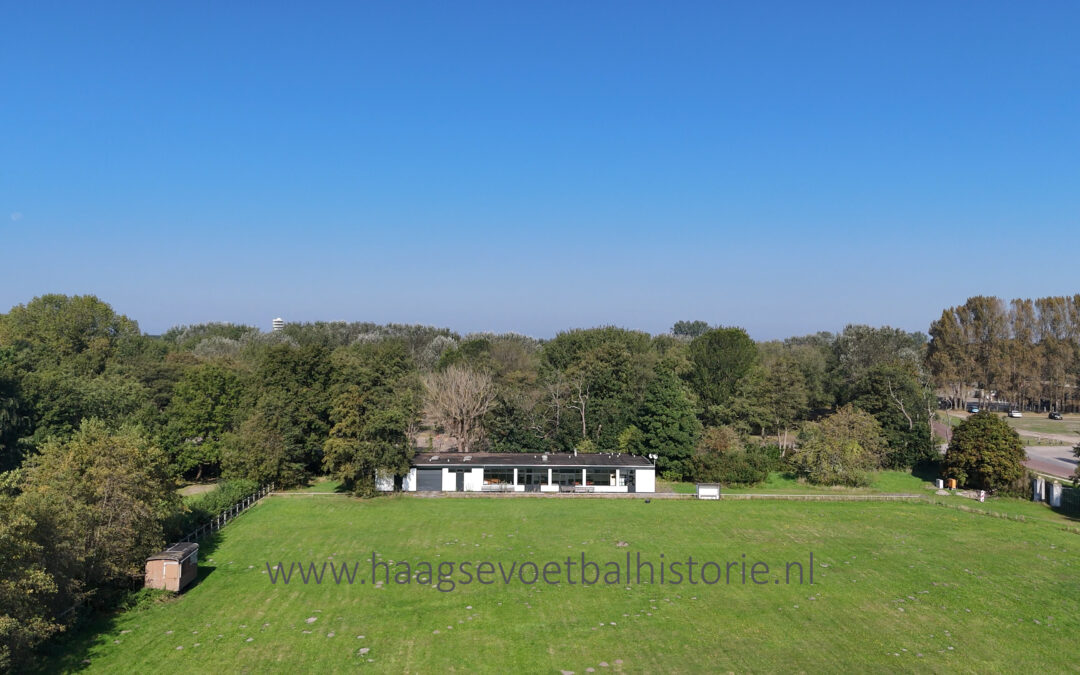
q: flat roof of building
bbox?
[411,452,653,469]
[147,542,199,562]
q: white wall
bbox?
[441,468,456,491]
[375,470,394,492]
[464,468,484,492]
[402,468,417,492]
[636,468,655,493]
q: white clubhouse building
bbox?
[378,452,656,494]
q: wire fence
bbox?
[1059,486,1080,516]
[178,483,274,542]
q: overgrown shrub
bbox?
[791,405,886,487]
[163,479,258,540]
[690,426,775,486]
[694,449,771,486]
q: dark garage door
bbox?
[416,469,443,491]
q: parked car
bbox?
[1049,412,1064,420]
[966,405,980,414]
[1008,410,1022,418]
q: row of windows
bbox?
[480,468,630,486]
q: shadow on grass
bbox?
[1049,484,1080,522]
[33,532,223,673]
[910,462,942,484]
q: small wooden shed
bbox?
[145,542,199,592]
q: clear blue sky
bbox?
[2,2,1077,338]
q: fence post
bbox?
[1050,481,1063,508]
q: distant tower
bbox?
[272,317,284,332]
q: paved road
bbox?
[1024,445,1077,479]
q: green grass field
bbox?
[944,411,1080,439]
[1005,415,1080,438]
[659,470,932,496]
[47,494,1080,673]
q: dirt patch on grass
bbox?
[178,483,219,497]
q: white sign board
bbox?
[697,484,720,500]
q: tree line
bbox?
[928,295,1080,412]
[0,292,1077,667]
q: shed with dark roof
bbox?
[144,542,199,592]
[383,452,657,494]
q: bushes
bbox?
[690,426,781,486]
[693,448,772,486]
[790,405,886,487]
[164,479,258,540]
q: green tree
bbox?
[18,370,152,448]
[848,363,935,468]
[220,394,310,487]
[161,364,242,480]
[792,405,886,487]
[729,355,808,449]
[18,419,178,594]
[0,361,24,471]
[0,498,63,672]
[833,324,926,394]
[671,320,711,339]
[687,327,757,424]
[637,367,701,479]
[541,327,656,451]
[943,411,1026,491]
[0,294,140,375]
[616,425,645,455]
[689,427,778,486]
[323,386,412,497]
[239,343,334,479]
[779,333,838,409]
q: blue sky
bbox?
[2,1,1077,338]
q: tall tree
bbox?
[541,327,656,450]
[943,411,1026,491]
[323,386,412,496]
[849,363,935,468]
[161,364,243,480]
[0,294,140,375]
[927,307,974,409]
[422,365,496,453]
[0,361,24,471]
[18,419,178,595]
[0,499,62,672]
[687,327,758,423]
[833,324,926,394]
[636,367,702,479]
[671,320,711,339]
[730,355,809,450]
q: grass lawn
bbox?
[178,483,220,500]
[1004,415,1080,438]
[927,491,1080,526]
[287,478,346,493]
[662,470,932,496]
[944,411,1080,438]
[47,495,1079,673]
